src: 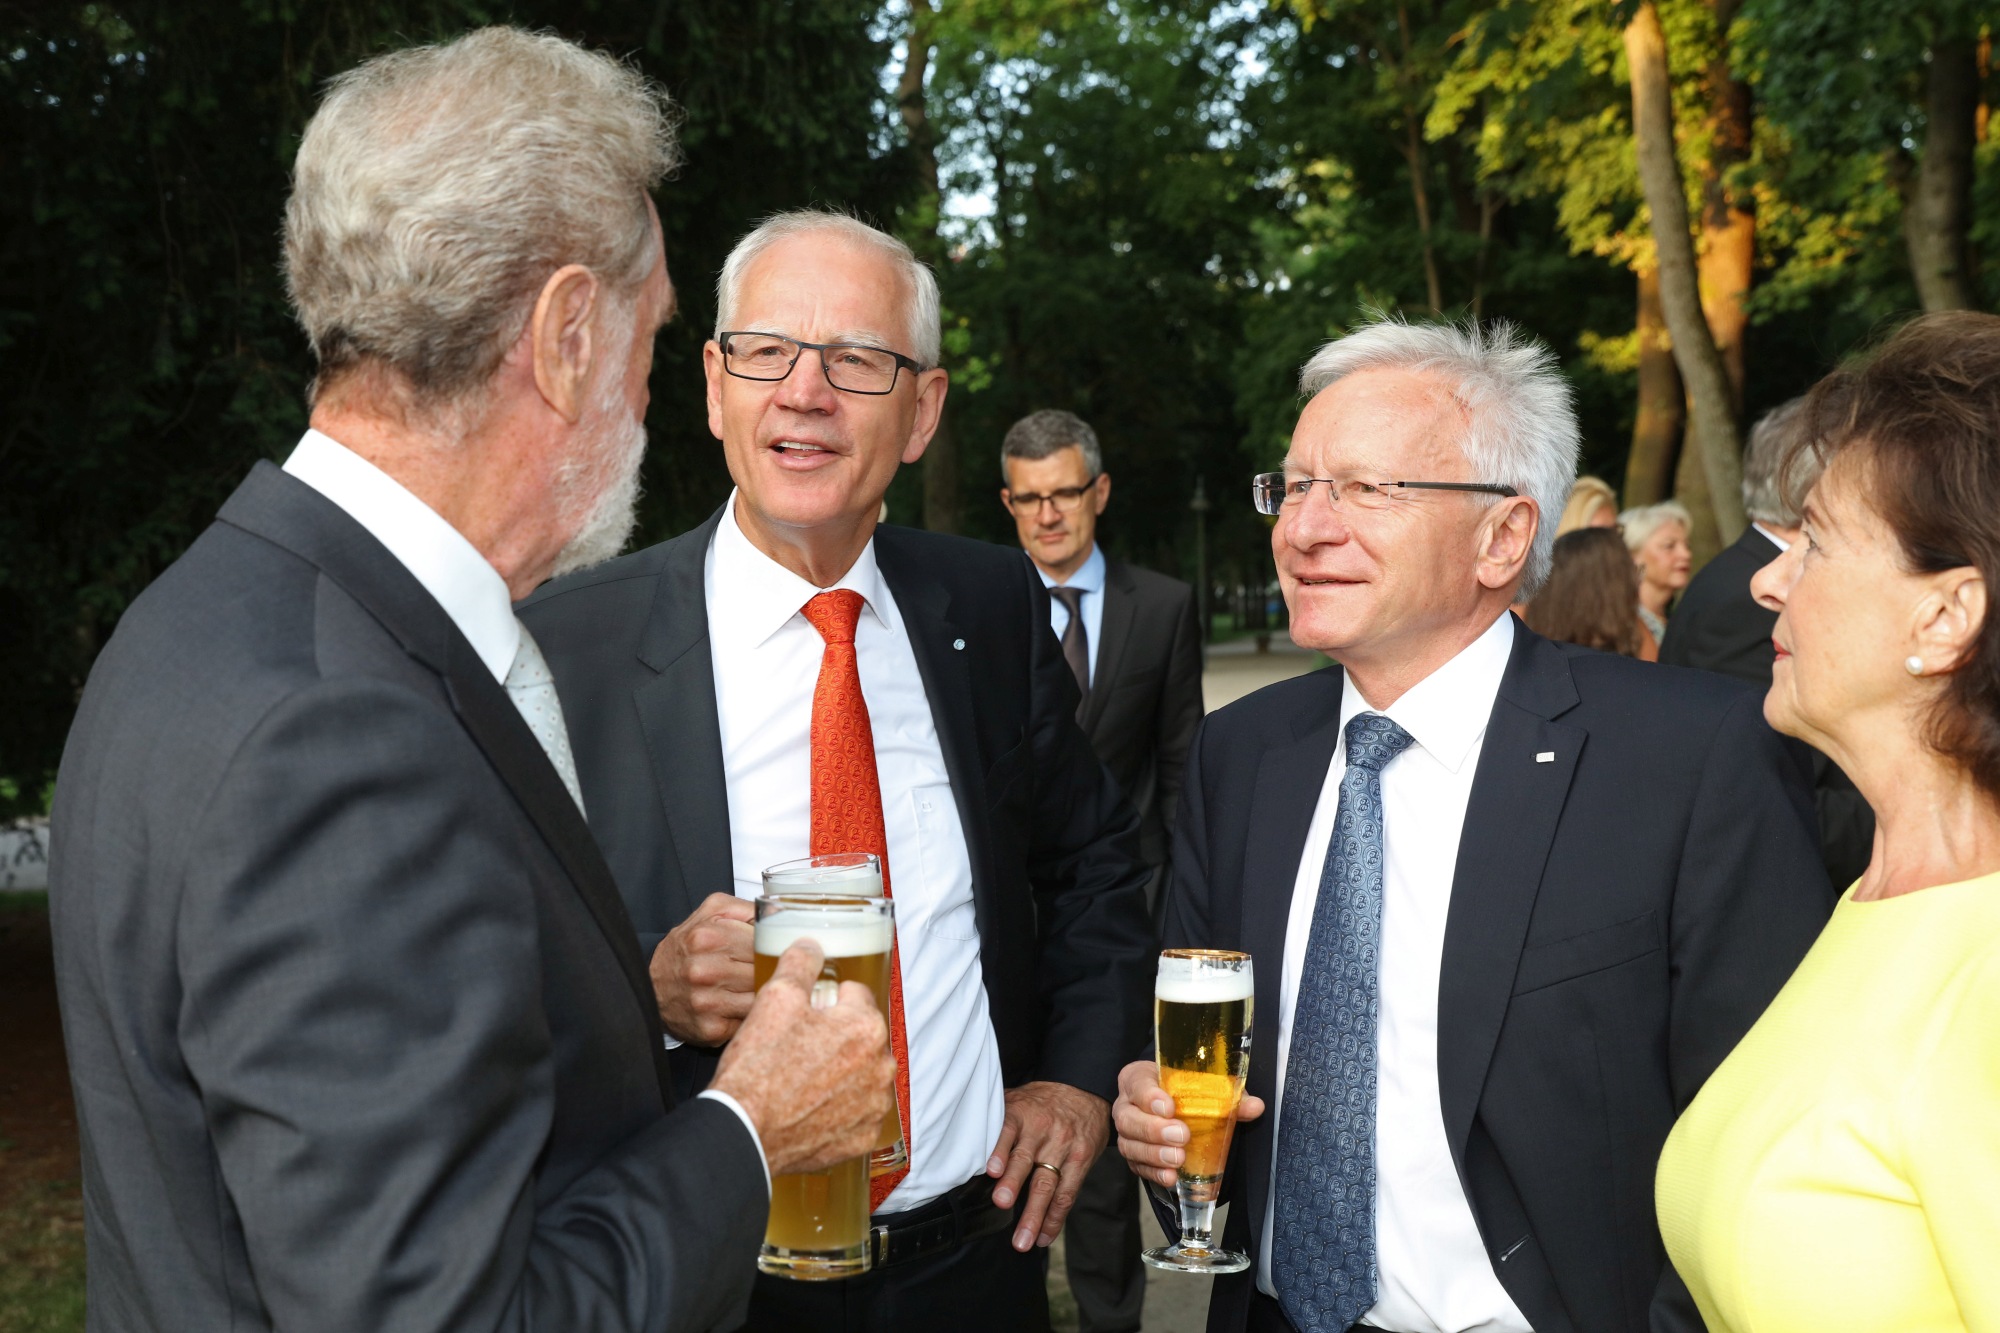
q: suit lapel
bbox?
[1237,671,1344,1248]
[1081,558,1139,736]
[634,511,735,924]
[874,528,994,936]
[220,463,675,1109]
[1436,627,1583,1158]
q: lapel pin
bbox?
[952,638,966,651]
[1535,751,1555,763]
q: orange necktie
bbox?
[801,590,912,1210]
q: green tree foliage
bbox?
[0,0,902,815]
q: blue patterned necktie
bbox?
[1272,711,1415,1332]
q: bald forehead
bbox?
[1290,367,1468,475]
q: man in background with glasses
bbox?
[522,211,1154,1331]
[1000,408,1203,1333]
[1110,317,1830,1333]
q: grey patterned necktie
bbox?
[1050,585,1090,710]
[504,620,586,816]
[1272,711,1415,1332]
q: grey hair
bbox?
[1617,500,1693,553]
[715,210,941,369]
[1742,397,1819,525]
[285,28,679,413]
[1298,315,1579,595]
[1000,409,1103,480]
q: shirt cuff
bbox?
[696,1088,771,1197]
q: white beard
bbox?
[550,350,648,580]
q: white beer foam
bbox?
[1155,954,1254,1003]
[757,914,893,959]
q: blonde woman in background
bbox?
[1557,474,1619,535]
[1620,500,1692,659]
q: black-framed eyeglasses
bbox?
[1004,478,1101,515]
[1252,472,1518,516]
[718,331,925,396]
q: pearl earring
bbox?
[1906,656,1925,676]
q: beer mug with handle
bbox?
[1143,948,1254,1273]
[752,894,896,1279]
[762,855,905,1176]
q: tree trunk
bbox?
[1396,0,1443,313]
[1626,264,1684,508]
[1624,1,1745,542]
[1673,390,1724,567]
[1905,37,1979,312]
[897,5,960,533]
[1697,0,1752,413]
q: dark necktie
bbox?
[1050,585,1090,710]
[1272,711,1415,1332]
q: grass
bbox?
[0,1177,85,1333]
[0,893,50,916]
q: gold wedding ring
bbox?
[1033,1160,1063,1180]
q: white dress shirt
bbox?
[281,431,766,1188]
[705,495,1005,1213]
[1259,611,1530,1333]
[1751,521,1791,554]
[1035,541,1106,684]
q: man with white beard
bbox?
[47,29,894,1333]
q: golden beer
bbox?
[1143,949,1254,1275]
[757,857,907,1176]
[752,895,895,1280]
[1155,993,1252,1184]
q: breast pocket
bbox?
[910,784,980,940]
[1512,911,1663,995]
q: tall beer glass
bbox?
[752,894,895,1280]
[761,855,906,1176]
[1142,948,1254,1274]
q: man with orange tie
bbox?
[520,210,1156,1330]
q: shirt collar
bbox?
[709,492,896,650]
[1751,522,1791,553]
[1337,611,1515,776]
[1036,541,1106,594]
[282,429,520,682]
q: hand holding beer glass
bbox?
[1115,949,1261,1274]
[749,893,897,1279]
[762,854,906,1176]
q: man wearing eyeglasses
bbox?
[1000,408,1203,1333]
[1108,318,1831,1333]
[520,211,1154,1331]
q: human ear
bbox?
[900,367,950,465]
[1475,498,1537,590]
[530,265,600,425]
[1915,567,1987,674]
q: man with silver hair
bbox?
[1111,317,1831,1333]
[1661,399,1875,887]
[48,29,895,1333]
[523,209,1154,1330]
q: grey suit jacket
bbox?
[49,463,766,1333]
[1077,557,1203,870]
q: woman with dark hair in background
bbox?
[1524,527,1645,657]
[1657,310,2000,1331]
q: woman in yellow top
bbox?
[1656,310,2000,1332]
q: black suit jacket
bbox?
[1658,525,1783,682]
[1158,623,1832,1333]
[49,464,766,1333]
[519,510,1155,1106]
[1659,525,1875,888]
[1076,556,1204,871]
